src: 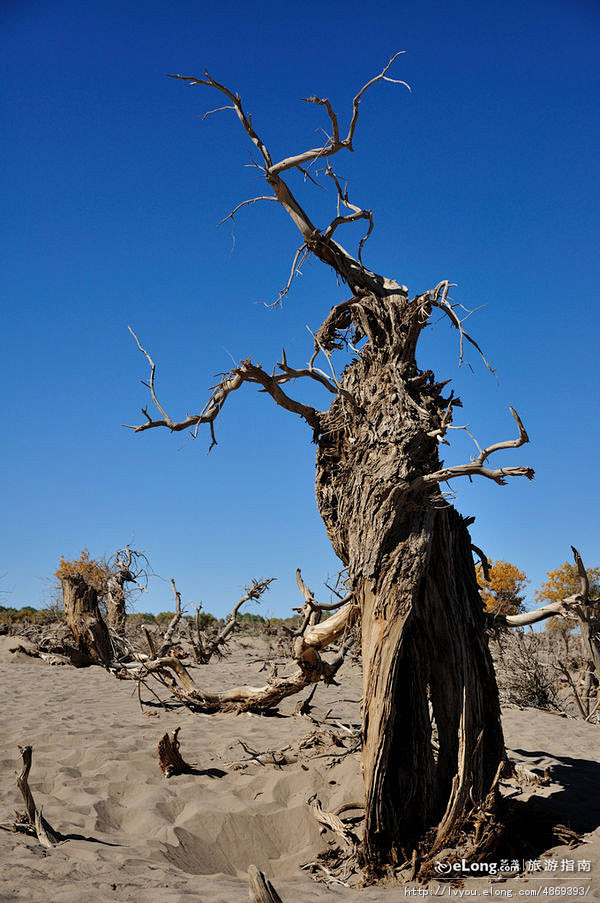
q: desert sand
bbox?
[2,634,600,902]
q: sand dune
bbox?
[2,634,600,902]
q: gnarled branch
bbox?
[167,59,409,294]
[117,595,355,713]
[413,407,534,489]
[125,337,322,445]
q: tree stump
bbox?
[61,573,113,665]
[157,727,192,777]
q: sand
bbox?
[2,634,600,902]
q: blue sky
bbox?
[2,0,599,617]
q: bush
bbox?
[128,612,157,625]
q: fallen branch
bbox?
[118,596,355,714]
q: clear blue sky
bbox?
[2,0,599,617]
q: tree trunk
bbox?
[62,574,113,665]
[358,508,503,869]
[106,573,127,637]
[315,289,505,872]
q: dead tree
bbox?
[106,548,148,637]
[61,573,113,665]
[125,58,534,875]
[118,591,355,712]
[192,578,274,663]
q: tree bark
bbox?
[106,573,127,636]
[315,289,505,871]
[61,574,113,665]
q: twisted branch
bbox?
[413,407,534,488]
[125,335,322,444]
[167,57,409,293]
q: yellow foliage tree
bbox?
[535,561,600,606]
[535,561,600,635]
[54,549,111,604]
[475,559,528,616]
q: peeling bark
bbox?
[315,290,505,870]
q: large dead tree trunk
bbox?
[126,61,534,876]
[62,574,113,665]
[314,289,505,869]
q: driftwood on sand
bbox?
[248,865,284,903]
[157,727,193,778]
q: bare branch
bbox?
[125,333,322,442]
[128,326,174,426]
[263,243,308,309]
[270,52,409,175]
[201,104,235,120]
[241,359,321,429]
[156,579,184,657]
[296,568,353,612]
[472,545,491,582]
[347,52,410,146]
[167,70,272,168]
[417,281,494,372]
[491,600,566,628]
[276,346,362,415]
[217,195,277,227]
[167,61,407,294]
[413,407,534,489]
[303,94,340,145]
[571,545,589,601]
[323,163,374,264]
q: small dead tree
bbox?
[126,59,535,875]
[61,573,113,665]
[191,577,275,663]
[106,548,148,637]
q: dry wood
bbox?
[106,549,131,636]
[120,598,355,713]
[124,61,540,876]
[157,727,192,778]
[309,796,359,848]
[203,578,274,661]
[248,864,284,903]
[156,579,184,657]
[61,573,113,665]
[14,746,59,847]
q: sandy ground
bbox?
[2,634,600,902]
